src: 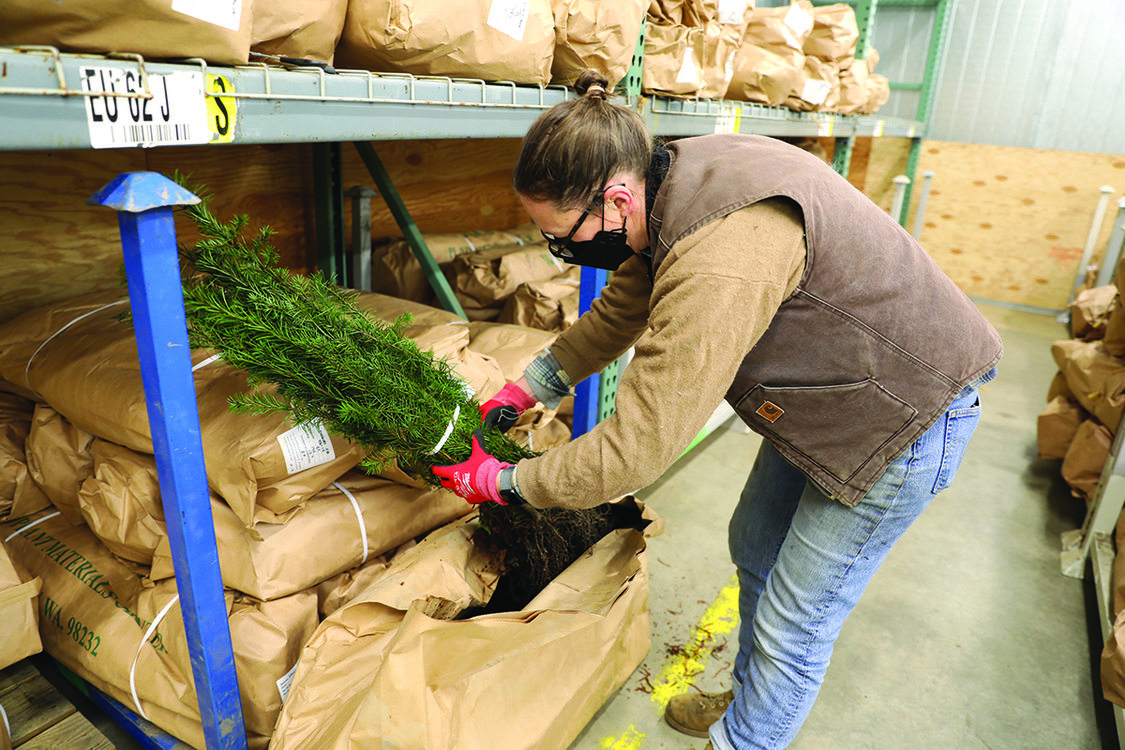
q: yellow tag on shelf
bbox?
[205,74,236,143]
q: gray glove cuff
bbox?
[522,348,573,410]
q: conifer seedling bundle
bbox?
[176,195,629,608]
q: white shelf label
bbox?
[277,420,336,474]
[80,67,209,149]
[714,102,741,134]
[487,0,530,42]
[171,0,242,31]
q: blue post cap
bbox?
[87,172,201,213]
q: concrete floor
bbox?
[571,304,1106,750]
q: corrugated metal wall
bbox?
[870,0,1125,153]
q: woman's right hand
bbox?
[479,379,538,430]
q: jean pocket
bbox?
[932,395,982,493]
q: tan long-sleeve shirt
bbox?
[517,197,807,509]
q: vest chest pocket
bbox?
[735,379,918,483]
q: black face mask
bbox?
[540,196,636,272]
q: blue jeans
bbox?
[711,387,983,750]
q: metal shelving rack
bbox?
[0,3,952,744]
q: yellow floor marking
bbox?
[596,575,740,748]
[649,574,741,711]
[597,724,646,749]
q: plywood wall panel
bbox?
[861,138,1125,310]
[338,139,531,240]
[0,149,146,325]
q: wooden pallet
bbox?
[0,660,113,750]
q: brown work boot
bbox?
[664,689,732,738]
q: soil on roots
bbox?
[468,500,647,615]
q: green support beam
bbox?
[352,141,467,318]
[898,0,952,225]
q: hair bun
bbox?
[574,69,611,100]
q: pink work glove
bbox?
[433,432,512,505]
[479,382,537,424]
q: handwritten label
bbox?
[171,0,242,31]
[487,0,530,42]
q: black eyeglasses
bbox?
[539,184,624,260]
[540,203,595,260]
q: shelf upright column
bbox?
[313,143,347,285]
[832,0,877,178]
[572,267,609,437]
[87,172,248,750]
[899,0,952,225]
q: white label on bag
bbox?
[676,51,699,85]
[171,0,242,31]
[783,3,814,41]
[487,0,530,42]
[276,660,299,702]
[277,421,335,474]
[801,78,832,105]
[718,0,748,24]
[80,67,209,149]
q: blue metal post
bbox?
[572,266,609,437]
[87,172,248,750]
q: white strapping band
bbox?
[192,353,223,372]
[333,481,369,565]
[4,511,61,543]
[461,234,477,252]
[428,404,460,455]
[129,594,180,720]
[24,300,128,390]
[0,701,9,740]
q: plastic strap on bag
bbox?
[24,300,128,390]
[332,481,369,565]
[191,353,223,372]
[129,594,180,720]
[428,404,460,455]
[4,511,61,543]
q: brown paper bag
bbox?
[1037,396,1085,460]
[371,226,541,303]
[0,291,366,526]
[1103,608,1125,707]
[1070,285,1118,340]
[835,57,870,115]
[804,3,859,65]
[1106,301,1125,358]
[497,276,581,333]
[861,72,890,114]
[1114,512,1125,617]
[449,242,569,319]
[24,404,95,524]
[466,321,559,382]
[1051,339,1125,433]
[1,510,316,748]
[75,435,470,599]
[1047,371,1073,402]
[0,0,252,65]
[272,501,656,750]
[785,54,840,112]
[0,546,42,671]
[0,393,37,518]
[745,1,815,51]
[648,0,687,25]
[642,23,705,97]
[699,18,749,99]
[726,42,805,105]
[551,0,648,88]
[335,0,556,84]
[251,0,348,64]
[315,549,401,617]
[1061,420,1112,500]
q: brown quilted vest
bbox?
[649,135,1002,505]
